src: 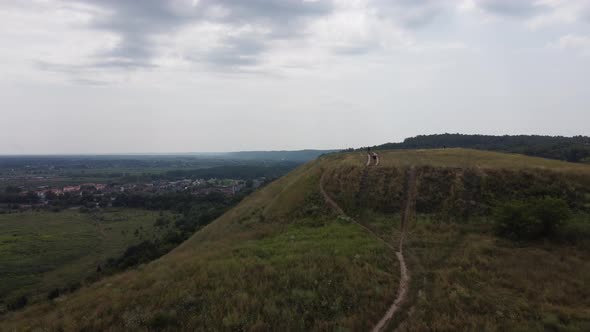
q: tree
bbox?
[44,190,58,201]
[494,197,570,241]
[5,186,21,194]
[25,191,39,204]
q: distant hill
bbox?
[222,149,337,162]
[373,134,590,163]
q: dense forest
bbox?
[373,134,590,163]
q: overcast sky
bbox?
[1,0,589,154]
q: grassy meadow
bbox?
[2,149,590,331]
[322,150,590,330]
[0,209,171,311]
[402,219,590,331]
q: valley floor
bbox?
[0,209,171,311]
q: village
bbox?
[0,176,266,212]
[34,178,263,198]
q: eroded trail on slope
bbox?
[319,154,417,331]
[372,166,416,332]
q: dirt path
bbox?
[372,166,416,332]
[320,155,416,332]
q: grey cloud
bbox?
[332,44,375,56]
[370,0,448,28]
[200,0,333,23]
[201,35,268,68]
[475,0,544,17]
[34,61,112,85]
[73,0,193,68]
[36,0,468,76]
[70,78,110,86]
[583,6,590,23]
[57,0,333,71]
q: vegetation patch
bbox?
[494,197,571,241]
[0,209,172,312]
[3,149,590,331]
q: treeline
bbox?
[104,191,241,271]
[13,189,257,311]
[97,189,257,282]
[0,187,107,211]
[65,163,299,182]
[0,155,223,171]
[111,191,239,213]
[0,189,39,205]
[128,163,298,182]
[374,134,590,163]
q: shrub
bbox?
[154,216,170,228]
[48,288,61,300]
[494,197,570,241]
[7,295,28,311]
[147,312,178,330]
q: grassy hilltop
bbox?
[3,149,590,331]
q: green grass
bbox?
[1,156,403,331]
[401,219,590,331]
[0,209,172,309]
[342,148,590,173]
[334,209,590,331]
[2,149,590,331]
[1,219,399,331]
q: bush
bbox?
[494,197,570,241]
[48,288,61,300]
[147,312,178,330]
[109,241,161,269]
[7,295,28,311]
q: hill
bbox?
[221,149,337,162]
[374,134,590,163]
[3,149,590,331]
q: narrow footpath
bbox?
[372,166,416,332]
[320,153,416,331]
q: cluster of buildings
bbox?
[37,183,107,196]
[32,178,263,198]
[109,179,250,196]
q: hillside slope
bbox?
[3,149,590,331]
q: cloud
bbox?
[475,0,544,17]
[63,0,335,70]
[14,0,453,78]
[528,0,590,28]
[553,34,590,55]
[463,0,590,28]
[370,0,450,28]
[4,0,509,80]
